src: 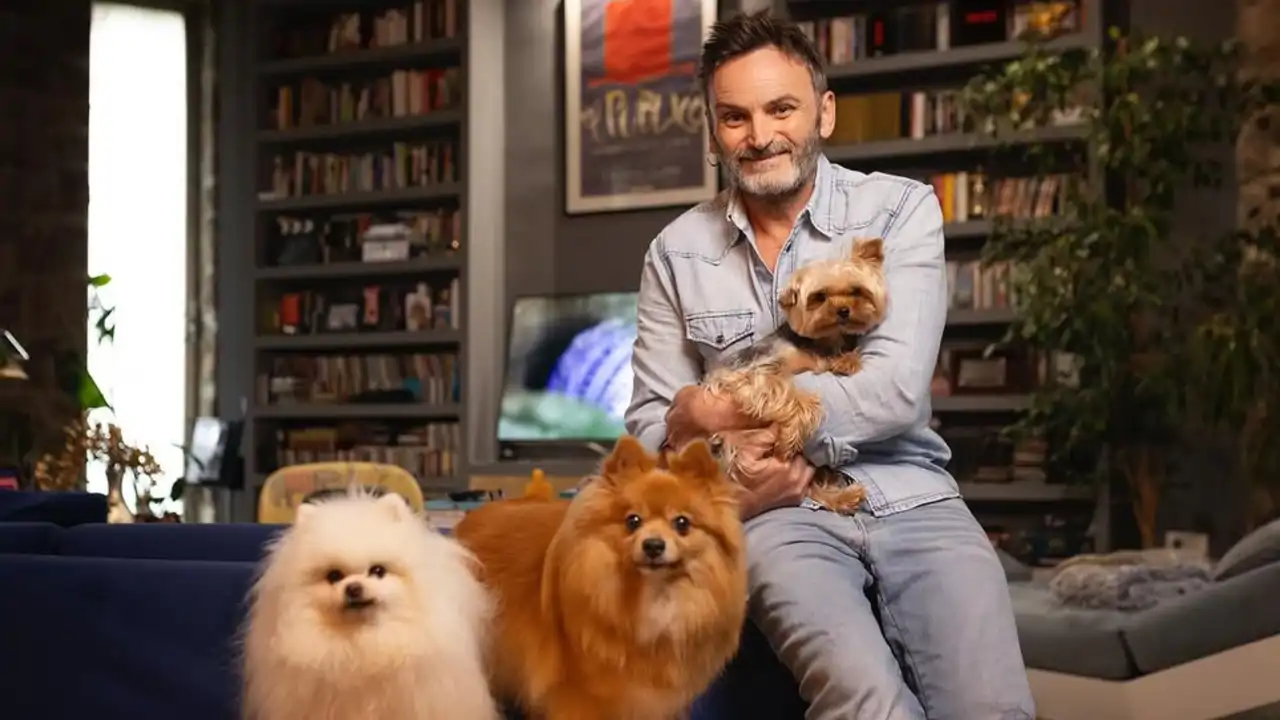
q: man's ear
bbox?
[818,89,836,140]
[779,286,799,310]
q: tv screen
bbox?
[497,292,638,443]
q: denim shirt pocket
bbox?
[684,309,755,365]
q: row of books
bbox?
[948,259,1017,312]
[269,423,462,482]
[830,88,1082,147]
[798,1,1081,66]
[268,0,461,61]
[264,141,458,199]
[268,67,462,132]
[830,89,967,146]
[269,209,462,268]
[260,352,460,407]
[268,279,461,336]
[935,423,1048,484]
[929,171,1074,224]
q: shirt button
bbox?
[715,334,725,343]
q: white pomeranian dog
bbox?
[240,490,499,720]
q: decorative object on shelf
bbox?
[961,29,1280,547]
[33,419,165,523]
[563,0,718,214]
[0,329,30,381]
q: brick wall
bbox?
[0,0,91,473]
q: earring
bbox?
[706,152,720,168]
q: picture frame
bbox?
[563,0,719,215]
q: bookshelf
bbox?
[249,0,469,499]
[785,0,1112,550]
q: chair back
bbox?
[257,462,424,524]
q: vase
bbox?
[105,468,134,524]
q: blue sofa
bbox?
[0,509,806,720]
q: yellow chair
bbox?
[256,462,425,524]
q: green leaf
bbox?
[78,367,110,411]
[88,274,112,288]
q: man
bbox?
[623,11,1035,720]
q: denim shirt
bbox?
[624,155,959,517]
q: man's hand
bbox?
[664,385,757,449]
[720,428,815,520]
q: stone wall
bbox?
[0,0,91,475]
[1238,0,1280,234]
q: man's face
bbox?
[709,46,835,200]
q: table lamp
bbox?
[0,329,30,381]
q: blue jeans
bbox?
[746,499,1035,720]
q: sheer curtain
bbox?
[86,2,189,511]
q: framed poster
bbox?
[564,0,719,215]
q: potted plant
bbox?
[960,29,1279,547]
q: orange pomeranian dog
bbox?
[454,436,747,720]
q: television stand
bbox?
[497,440,611,463]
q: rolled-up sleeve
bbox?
[624,236,703,452]
[792,185,948,467]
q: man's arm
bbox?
[792,185,948,468]
[624,236,704,452]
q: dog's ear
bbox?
[851,238,884,266]
[666,439,722,483]
[779,286,799,310]
[294,502,316,525]
[601,435,657,481]
[375,492,414,522]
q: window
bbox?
[86,2,190,514]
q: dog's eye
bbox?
[368,564,387,579]
[324,569,344,584]
[809,291,826,305]
[672,515,692,535]
[850,287,866,298]
[624,513,643,532]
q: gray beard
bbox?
[718,132,822,203]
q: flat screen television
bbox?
[496,291,639,460]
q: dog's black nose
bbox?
[642,537,666,559]
[837,307,851,319]
[344,582,364,600]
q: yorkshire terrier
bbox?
[702,237,888,514]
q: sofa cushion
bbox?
[59,523,285,563]
[0,490,107,526]
[0,521,61,554]
[1213,517,1280,582]
[0,554,255,720]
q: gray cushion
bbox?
[1126,560,1280,675]
[1011,580,1137,680]
[997,548,1033,582]
[1214,518,1280,581]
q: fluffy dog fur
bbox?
[701,237,888,514]
[453,437,748,720]
[240,491,499,720]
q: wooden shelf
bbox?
[255,330,462,351]
[258,39,463,77]
[257,111,463,144]
[946,308,1018,326]
[255,256,464,280]
[253,403,463,421]
[958,481,1093,502]
[826,124,1087,165]
[827,34,1091,82]
[256,184,461,212]
[932,394,1031,413]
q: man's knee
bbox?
[744,509,925,720]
